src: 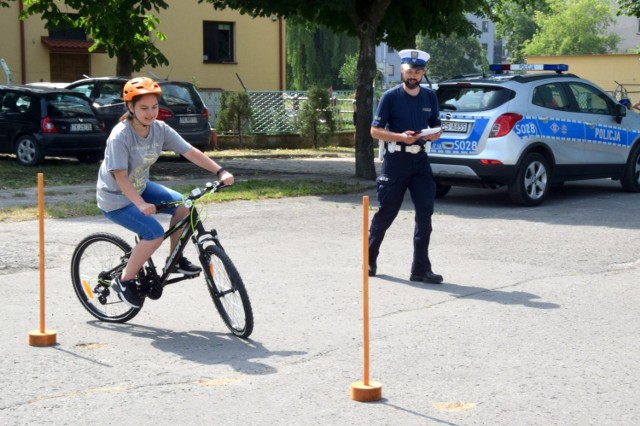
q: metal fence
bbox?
[200,89,355,134]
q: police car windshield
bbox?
[437,86,514,112]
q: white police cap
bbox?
[398,49,430,69]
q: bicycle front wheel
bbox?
[203,245,253,338]
[71,232,142,323]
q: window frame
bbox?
[566,82,617,116]
[202,21,235,64]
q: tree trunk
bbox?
[116,49,134,77]
[352,0,392,180]
[354,31,377,180]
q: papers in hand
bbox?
[415,127,441,138]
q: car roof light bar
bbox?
[489,64,569,74]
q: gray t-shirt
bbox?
[97,119,192,212]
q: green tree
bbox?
[338,53,358,89]
[617,0,640,17]
[339,53,383,90]
[522,0,619,56]
[216,91,253,144]
[298,86,335,149]
[494,0,549,62]
[416,33,489,81]
[19,0,169,76]
[616,0,640,52]
[199,0,505,179]
[286,19,358,91]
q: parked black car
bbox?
[0,85,107,166]
[66,77,212,149]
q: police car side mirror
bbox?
[615,103,626,124]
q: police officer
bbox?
[368,49,443,284]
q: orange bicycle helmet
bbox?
[122,77,162,102]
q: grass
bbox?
[0,177,372,222]
[0,155,101,190]
[0,147,371,221]
[0,147,355,190]
[181,179,369,202]
[0,200,100,222]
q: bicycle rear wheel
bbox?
[203,245,253,338]
[71,232,142,322]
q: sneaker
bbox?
[111,276,142,309]
[169,256,202,276]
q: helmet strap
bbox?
[129,108,149,128]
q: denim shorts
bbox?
[101,181,184,240]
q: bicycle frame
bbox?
[147,205,222,288]
[117,181,225,291]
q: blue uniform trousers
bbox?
[368,150,436,275]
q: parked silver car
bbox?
[431,64,640,205]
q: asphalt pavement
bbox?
[1,156,640,425]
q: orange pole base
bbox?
[28,329,57,347]
[350,381,382,402]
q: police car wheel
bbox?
[508,153,550,206]
[435,183,451,199]
[620,144,640,193]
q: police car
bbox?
[430,64,640,206]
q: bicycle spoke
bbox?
[204,245,253,338]
[71,233,141,323]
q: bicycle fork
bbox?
[192,226,224,285]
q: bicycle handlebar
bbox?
[155,180,226,212]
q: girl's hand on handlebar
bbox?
[137,201,157,216]
[219,170,234,186]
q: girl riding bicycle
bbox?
[96,77,234,309]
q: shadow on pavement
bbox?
[87,321,307,374]
[374,275,560,309]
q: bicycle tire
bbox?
[71,232,142,323]
[203,245,254,338]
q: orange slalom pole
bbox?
[38,172,45,332]
[350,195,382,402]
[362,195,371,385]
[28,173,56,347]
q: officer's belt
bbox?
[386,142,424,154]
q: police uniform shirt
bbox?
[372,85,441,142]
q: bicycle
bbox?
[70,181,254,339]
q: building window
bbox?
[493,41,504,63]
[203,21,234,63]
[482,21,489,33]
[49,14,86,40]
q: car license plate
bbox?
[441,120,469,133]
[71,123,93,132]
[179,116,198,124]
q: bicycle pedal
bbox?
[145,286,163,300]
[183,272,200,279]
[138,283,163,300]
